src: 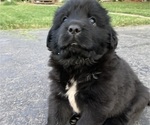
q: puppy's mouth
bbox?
[61,40,80,49]
[71,42,78,46]
[55,40,105,67]
[57,38,104,63]
[59,40,87,53]
[58,43,102,60]
[60,44,87,56]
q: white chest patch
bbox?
[66,79,80,113]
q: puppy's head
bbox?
[47,0,117,67]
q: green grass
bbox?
[101,2,150,17]
[110,14,150,27]
[0,2,150,30]
[0,4,58,29]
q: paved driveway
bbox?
[0,26,150,125]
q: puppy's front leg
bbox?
[47,94,72,125]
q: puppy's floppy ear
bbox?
[108,27,118,50]
[47,27,53,51]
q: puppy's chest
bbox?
[65,78,80,113]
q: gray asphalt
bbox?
[0,26,150,125]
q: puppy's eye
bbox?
[62,16,68,22]
[89,17,96,25]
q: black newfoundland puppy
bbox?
[46,0,150,125]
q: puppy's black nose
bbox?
[68,24,81,35]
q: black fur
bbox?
[46,0,150,125]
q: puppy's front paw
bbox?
[69,113,80,125]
